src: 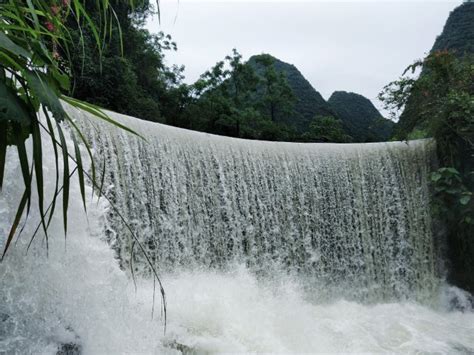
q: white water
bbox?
[1,108,474,354]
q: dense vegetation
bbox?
[247,54,338,133]
[383,2,474,292]
[66,3,389,143]
[431,2,474,55]
[328,91,393,142]
[0,0,167,320]
[66,0,187,123]
[382,52,474,292]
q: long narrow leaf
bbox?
[14,124,31,214]
[2,189,28,260]
[43,108,60,228]
[61,96,144,139]
[62,113,96,196]
[31,120,49,249]
[70,131,86,212]
[56,122,70,236]
[0,122,7,190]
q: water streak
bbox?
[77,107,441,302]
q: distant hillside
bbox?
[395,2,474,137]
[328,91,394,142]
[247,54,337,132]
[431,2,474,56]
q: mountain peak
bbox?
[328,91,393,142]
[247,54,337,132]
[431,2,474,55]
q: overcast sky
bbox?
[147,0,460,114]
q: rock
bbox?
[57,342,82,355]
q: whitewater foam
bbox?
[1,109,473,354]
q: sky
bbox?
[147,0,461,114]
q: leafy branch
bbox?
[1,0,166,329]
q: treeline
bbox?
[67,1,386,143]
[380,2,474,293]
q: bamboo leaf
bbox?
[97,157,106,204]
[0,80,33,126]
[0,32,31,59]
[31,120,49,247]
[61,96,143,139]
[2,189,28,260]
[14,124,31,213]
[70,131,86,213]
[0,122,6,190]
[62,113,97,196]
[56,122,70,236]
[25,69,67,122]
[44,109,60,227]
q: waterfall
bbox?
[2,106,474,354]
[76,106,441,303]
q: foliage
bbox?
[179,50,298,141]
[247,54,338,133]
[66,1,186,124]
[380,51,474,291]
[300,116,351,143]
[0,0,167,325]
[0,0,131,254]
[254,54,295,123]
[328,91,394,142]
[431,167,473,225]
[431,2,474,56]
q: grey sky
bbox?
[147,1,460,114]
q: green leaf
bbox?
[70,131,86,213]
[0,80,33,126]
[14,124,31,213]
[61,96,143,139]
[43,109,60,228]
[460,195,471,205]
[25,70,67,122]
[2,189,28,260]
[446,167,460,175]
[0,32,31,59]
[431,172,442,182]
[56,122,70,236]
[0,121,6,190]
[51,70,71,92]
[31,120,49,247]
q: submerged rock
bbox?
[57,342,82,355]
[440,285,474,312]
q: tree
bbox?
[183,49,264,137]
[380,51,474,292]
[301,116,351,143]
[66,2,184,123]
[255,54,295,123]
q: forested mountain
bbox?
[394,2,474,137]
[328,91,394,142]
[431,2,474,56]
[247,54,338,133]
[66,3,386,144]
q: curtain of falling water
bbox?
[73,107,441,303]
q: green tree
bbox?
[301,116,350,143]
[380,51,474,292]
[255,54,295,123]
[66,2,184,123]
[184,49,263,137]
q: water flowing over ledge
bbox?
[1,106,473,354]
[78,107,440,303]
